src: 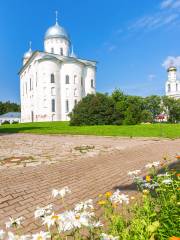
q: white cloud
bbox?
[162,56,180,78]
[162,56,180,69]
[161,0,180,9]
[108,45,117,52]
[129,0,180,32]
[160,0,174,9]
[148,74,156,81]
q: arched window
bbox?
[74,88,78,97]
[65,75,70,84]
[30,78,32,90]
[36,72,38,87]
[74,75,77,84]
[91,79,94,88]
[51,99,55,112]
[168,84,171,92]
[51,74,55,83]
[66,100,69,113]
[60,48,63,56]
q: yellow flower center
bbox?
[37,237,43,240]
[51,215,59,220]
[98,200,107,205]
[146,175,151,182]
[105,192,112,198]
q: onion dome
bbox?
[167,66,177,72]
[70,45,77,58]
[44,12,70,42]
[23,41,33,59]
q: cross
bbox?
[55,10,58,24]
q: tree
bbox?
[0,101,20,115]
[140,109,153,123]
[162,96,180,123]
[69,93,115,126]
[144,95,162,120]
[123,96,144,125]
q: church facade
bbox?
[19,15,96,123]
[165,66,180,99]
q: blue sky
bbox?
[0,0,180,102]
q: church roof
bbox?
[19,51,97,75]
[0,112,21,119]
[44,22,70,42]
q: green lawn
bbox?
[0,122,180,138]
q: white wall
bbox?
[20,53,96,122]
[44,38,69,56]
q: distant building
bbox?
[0,112,21,124]
[165,66,180,99]
[19,12,96,123]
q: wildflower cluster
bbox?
[0,158,179,239]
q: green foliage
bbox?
[162,96,180,123]
[70,89,180,126]
[101,162,180,240]
[69,93,115,125]
[140,110,153,123]
[144,95,162,120]
[0,101,20,115]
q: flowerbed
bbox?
[0,157,179,240]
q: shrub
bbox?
[70,93,115,126]
[12,121,19,124]
[1,120,10,125]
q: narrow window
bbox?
[81,77,83,86]
[36,72,38,87]
[91,79,94,88]
[74,99,77,106]
[51,48,54,53]
[66,100,69,113]
[26,82,27,94]
[51,87,55,96]
[60,48,63,56]
[74,75,77,84]
[52,99,55,112]
[74,88,78,97]
[176,83,178,91]
[51,74,55,83]
[65,75,70,84]
[168,84,171,92]
[30,78,32,90]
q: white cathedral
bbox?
[165,66,180,99]
[19,14,96,123]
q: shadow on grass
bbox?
[113,161,180,192]
[0,126,45,135]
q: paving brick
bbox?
[0,133,179,234]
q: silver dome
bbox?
[45,23,70,42]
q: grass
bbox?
[0,122,180,138]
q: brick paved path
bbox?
[0,134,179,233]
